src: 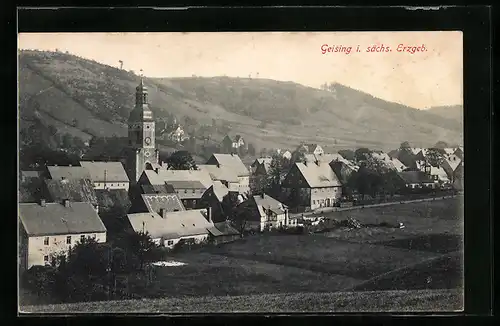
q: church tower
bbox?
[127,74,159,183]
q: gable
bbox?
[282,165,309,188]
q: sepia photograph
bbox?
[18,31,464,313]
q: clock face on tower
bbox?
[144,151,151,157]
[144,137,151,145]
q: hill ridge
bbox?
[19,50,463,151]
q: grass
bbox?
[20,198,464,312]
[20,289,463,313]
[351,252,463,292]
[208,235,439,280]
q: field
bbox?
[20,197,463,313]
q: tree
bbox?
[221,192,240,221]
[265,154,287,199]
[433,141,449,149]
[354,148,372,162]
[247,143,256,156]
[290,150,306,165]
[400,141,411,150]
[425,148,445,167]
[165,150,197,170]
[380,170,405,197]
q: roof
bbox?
[295,162,342,188]
[389,158,407,172]
[430,166,450,181]
[253,194,287,215]
[316,153,344,163]
[197,164,239,183]
[298,144,321,154]
[206,154,249,177]
[203,181,230,202]
[443,148,456,155]
[141,193,185,214]
[166,180,206,190]
[47,166,91,181]
[443,155,462,171]
[44,178,98,205]
[410,148,423,155]
[79,161,129,183]
[127,209,213,239]
[397,171,434,184]
[213,221,240,236]
[21,170,43,179]
[142,169,213,188]
[19,202,106,236]
[141,184,176,195]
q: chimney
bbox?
[159,208,166,218]
[40,199,46,207]
[261,192,265,199]
[315,160,320,166]
[207,207,213,223]
[63,199,70,208]
[304,160,308,166]
[216,163,220,168]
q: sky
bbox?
[18,32,463,109]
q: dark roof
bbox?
[19,202,106,236]
[397,171,434,184]
[166,180,206,190]
[44,178,98,205]
[18,178,43,203]
[141,184,175,195]
[141,194,185,214]
[214,221,240,236]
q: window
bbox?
[44,237,49,246]
[312,200,316,205]
[44,255,49,262]
[66,236,71,244]
[184,189,188,193]
[111,184,114,187]
[167,240,174,246]
[192,189,196,193]
[80,235,85,242]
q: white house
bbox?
[79,161,130,191]
[238,193,296,232]
[127,208,214,249]
[18,199,107,271]
[205,154,250,194]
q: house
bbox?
[206,221,240,245]
[329,160,356,185]
[429,166,451,186]
[126,208,214,248]
[19,199,107,271]
[314,153,344,164]
[198,181,234,223]
[454,146,464,159]
[47,165,92,181]
[79,161,130,191]
[252,158,273,176]
[221,135,245,153]
[43,178,99,212]
[251,157,272,174]
[396,171,436,189]
[166,180,208,209]
[282,161,343,211]
[138,169,211,209]
[281,150,292,160]
[20,170,43,183]
[233,135,245,149]
[389,157,407,172]
[238,193,295,232]
[129,193,186,214]
[205,154,250,194]
[442,155,462,181]
[197,164,240,192]
[168,125,188,143]
[296,144,324,156]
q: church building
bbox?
[126,77,160,183]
